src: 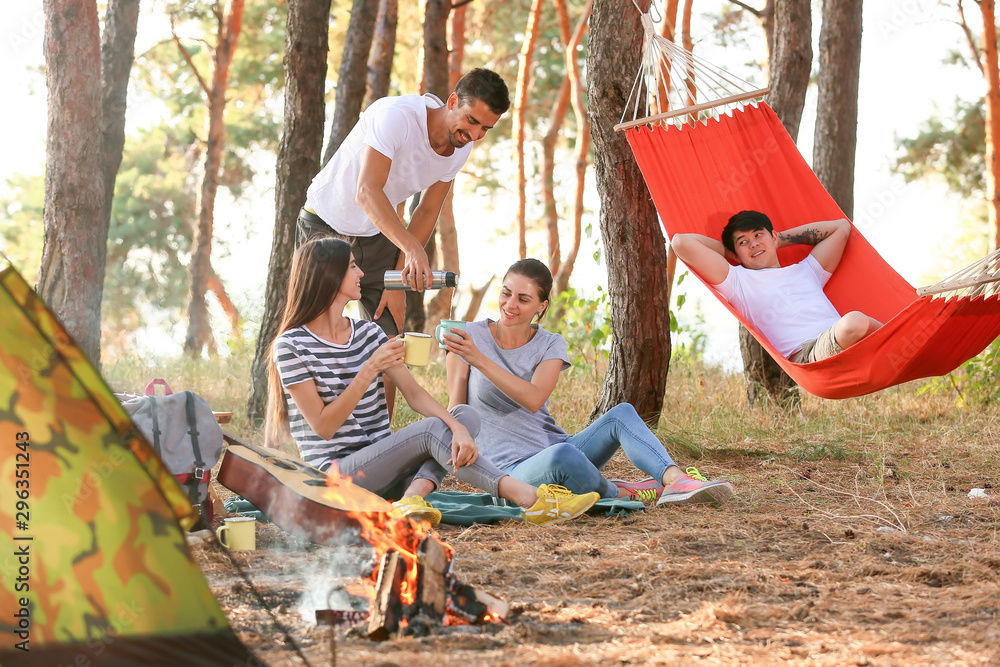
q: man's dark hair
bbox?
[453,68,510,115]
[721,210,774,253]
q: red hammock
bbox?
[626,102,1000,399]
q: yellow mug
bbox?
[402,332,433,367]
[216,516,256,551]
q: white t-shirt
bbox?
[305,94,472,236]
[715,254,842,359]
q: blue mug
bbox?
[434,320,468,349]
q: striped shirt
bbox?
[273,321,391,471]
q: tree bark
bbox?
[425,5,467,327]
[728,1,775,70]
[514,0,544,260]
[542,0,575,277]
[422,0,451,99]
[552,0,593,297]
[184,0,246,356]
[588,0,671,424]
[405,0,450,331]
[766,0,812,141]
[323,0,379,164]
[979,0,1000,251]
[363,0,398,108]
[681,0,694,107]
[246,0,332,426]
[38,0,106,365]
[813,0,862,218]
[99,0,140,260]
[739,0,812,408]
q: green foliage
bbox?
[104,125,201,331]
[893,97,985,200]
[136,0,286,193]
[458,0,594,210]
[921,342,1000,407]
[0,172,45,283]
[547,286,612,372]
[668,270,708,363]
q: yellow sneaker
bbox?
[390,496,442,528]
[521,484,600,526]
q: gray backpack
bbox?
[123,379,223,507]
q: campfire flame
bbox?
[321,464,450,607]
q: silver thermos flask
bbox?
[383,270,458,290]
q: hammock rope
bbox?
[618,6,1000,398]
[618,6,768,131]
[918,247,1000,298]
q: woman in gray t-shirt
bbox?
[267,239,601,526]
[445,259,734,507]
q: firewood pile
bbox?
[317,534,508,640]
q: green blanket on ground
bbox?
[223,492,644,527]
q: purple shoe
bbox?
[607,477,665,503]
[656,475,734,506]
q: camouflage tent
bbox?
[0,258,252,665]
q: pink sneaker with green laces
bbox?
[656,470,733,507]
[607,477,665,503]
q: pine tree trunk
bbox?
[738,0,812,408]
[323,0,379,164]
[405,0,450,332]
[422,0,450,99]
[541,78,572,277]
[674,0,689,106]
[813,0,862,218]
[246,0,332,426]
[767,0,812,141]
[552,0,592,297]
[184,0,245,356]
[363,0,398,108]
[979,0,1000,251]
[588,0,671,424]
[514,0,544,260]
[425,7,467,327]
[99,0,140,251]
[542,0,575,278]
[38,0,106,366]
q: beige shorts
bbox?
[791,322,843,364]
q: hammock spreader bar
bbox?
[626,103,1000,399]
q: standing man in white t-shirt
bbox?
[671,211,882,363]
[298,68,510,338]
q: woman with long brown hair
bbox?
[445,258,734,507]
[267,238,599,526]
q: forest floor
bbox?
[195,451,999,666]
[108,349,1000,665]
[186,358,1000,666]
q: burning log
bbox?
[418,534,450,620]
[367,551,405,641]
[378,535,506,639]
[317,534,508,641]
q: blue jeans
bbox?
[502,403,677,499]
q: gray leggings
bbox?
[334,405,505,499]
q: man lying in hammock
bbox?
[671,210,882,363]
